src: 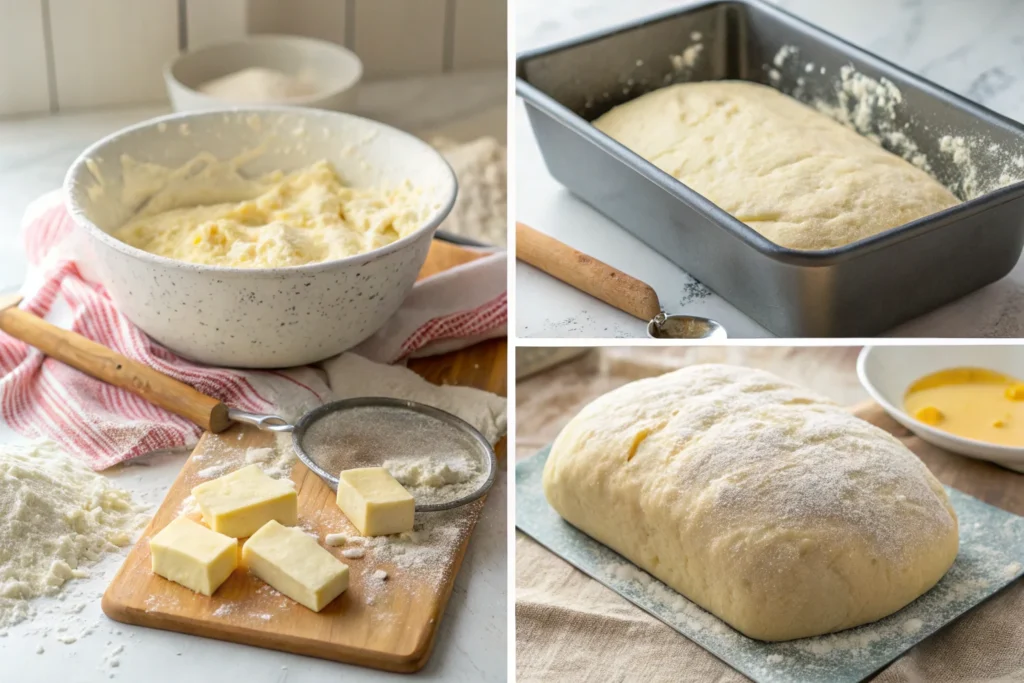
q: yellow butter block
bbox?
[192,464,297,538]
[150,517,238,596]
[242,520,349,612]
[336,467,415,537]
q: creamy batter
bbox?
[113,156,427,268]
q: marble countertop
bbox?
[0,69,506,683]
[515,0,1024,338]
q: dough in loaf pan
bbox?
[542,363,959,641]
[592,81,959,250]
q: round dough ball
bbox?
[543,364,958,641]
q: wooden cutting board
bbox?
[102,240,507,672]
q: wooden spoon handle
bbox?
[0,298,230,433]
[515,222,662,321]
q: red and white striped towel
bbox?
[0,191,506,469]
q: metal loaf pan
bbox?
[517,1,1024,337]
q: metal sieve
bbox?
[229,398,497,512]
[0,295,498,512]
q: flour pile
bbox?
[0,441,144,628]
[433,136,507,246]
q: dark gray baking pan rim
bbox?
[515,0,1024,268]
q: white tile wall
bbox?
[353,0,448,78]
[186,0,247,49]
[49,0,179,109]
[0,0,506,116]
[248,0,347,46]
[0,0,51,115]
[452,0,506,70]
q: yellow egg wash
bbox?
[903,367,1024,447]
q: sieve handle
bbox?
[0,294,231,433]
[515,222,662,321]
[227,408,294,432]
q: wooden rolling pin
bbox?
[516,222,662,321]
[0,293,231,432]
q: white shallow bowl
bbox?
[65,107,457,368]
[857,345,1024,473]
[166,35,362,112]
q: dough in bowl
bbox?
[542,364,959,641]
[592,81,959,250]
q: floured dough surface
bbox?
[592,81,959,250]
[542,364,959,641]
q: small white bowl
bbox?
[857,345,1024,472]
[64,107,456,368]
[166,35,362,112]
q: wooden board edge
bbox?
[100,595,428,673]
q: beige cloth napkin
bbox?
[515,348,1024,682]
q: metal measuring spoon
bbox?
[516,223,728,340]
[647,312,727,340]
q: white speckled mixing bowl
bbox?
[64,107,457,368]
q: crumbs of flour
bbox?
[212,602,272,622]
[383,454,483,506]
[771,47,1024,198]
[357,502,482,583]
[191,432,296,482]
[665,34,704,83]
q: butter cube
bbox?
[192,464,297,538]
[336,467,415,536]
[150,517,238,596]
[242,520,349,612]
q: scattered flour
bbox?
[901,618,923,635]
[195,462,234,480]
[188,433,297,493]
[0,440,145,628]
[666,34,705,82]
[361,503,481,578]
[104,643,124,670]
[432,136,507,246]
[243,441,296,480]
[212,604,234,617]
[763,46,1024,199]
[383,454,483,504]
[773,44,798,68]
[324,533,349,547]
[177,494,199,516]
